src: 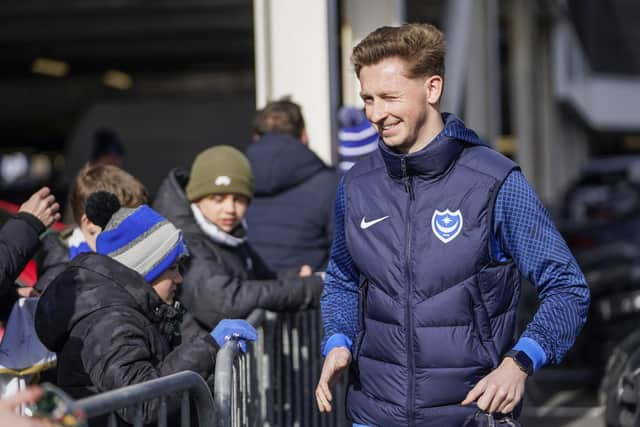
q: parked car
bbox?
[550,156,640,426]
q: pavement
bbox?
[520,386,604,427]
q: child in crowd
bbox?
[36,164,149,292]
[153,145,323,335]
[35,192,256,426]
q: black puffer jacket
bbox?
[0,212,44,321]
[35,252,218,425]
[245,134,340,271]
[34,229,71,292]
[153,169,322,332]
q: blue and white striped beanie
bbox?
[337,106,378,173]
[89,192,188,283]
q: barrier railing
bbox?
[70,309,347,427]
[214,309,349,427]
[76,371,215,427]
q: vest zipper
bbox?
[401,157,415,200]
[402,156,416,425]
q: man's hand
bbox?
[316,347,351,412]
[0,386,52,427]
[17,287,40,298]
[19,187,60,228]
[461,357,528,414]
[298,265,312,277]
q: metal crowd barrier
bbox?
[214,309,349,427]
[76,371,216,427]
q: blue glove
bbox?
[211,319,257,353]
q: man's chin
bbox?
[382,137,412,153]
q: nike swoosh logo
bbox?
[360,216,389,229]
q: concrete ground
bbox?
[520,386,604,427]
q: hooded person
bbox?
[153,145,323,335]
[245,98,340,272]
[35,192,256,426]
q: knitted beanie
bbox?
[89,192,188,283]
[337,106,378,173]
[186,145,253,202]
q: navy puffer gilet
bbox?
[343,114,520,427]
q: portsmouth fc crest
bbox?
[431,209,463,244]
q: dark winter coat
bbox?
[245,133,340,271]
[0,212,44,321]
[34,229,72,292]
[153,169,323,333]
[34,252,218,425]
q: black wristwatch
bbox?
[505,349,533,375]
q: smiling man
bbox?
[315,23,590,427]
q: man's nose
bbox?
[222,197,236,213]
[173,270,183,284]
[368,100,387,123]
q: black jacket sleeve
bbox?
[180,240,323,330]
[81,309,218,425]
[34,232,70,292]
[0,213,44,319]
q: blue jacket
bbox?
[322,114,590,426]
[245,133,340,271]
[343,115,518,426]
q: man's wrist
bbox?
[504,349,533,375]
[513,337,547,372]
[16,212,46,235]
[322,334,352,357]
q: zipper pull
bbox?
[401,158,415,200]
[401,157,409,194]
[407,177,415,200]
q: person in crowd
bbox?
[245,97,340,272]
[336,106,378,174]
[36,164,149,292]
[315,23,590,426]
[89,128,126,169]
[35,192,256,425]
[0,187,59,320]
[153,145,323,335]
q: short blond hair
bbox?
[351,23,447,80]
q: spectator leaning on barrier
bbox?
[35,192,256,426]
[245,98,340,272]
[153,145,323,335]
[0,187,59,321]
[315,23,591,427]
[35,164,149,293]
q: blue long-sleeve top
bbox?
[321,170,590,372]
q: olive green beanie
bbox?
[186,145,254,202]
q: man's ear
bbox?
[424,75,444,105]
[299,129,309,145]
[80,213,102,236]
[80,213,102,251]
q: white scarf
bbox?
[190,204,246,248]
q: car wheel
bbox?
[602,330,640,426]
